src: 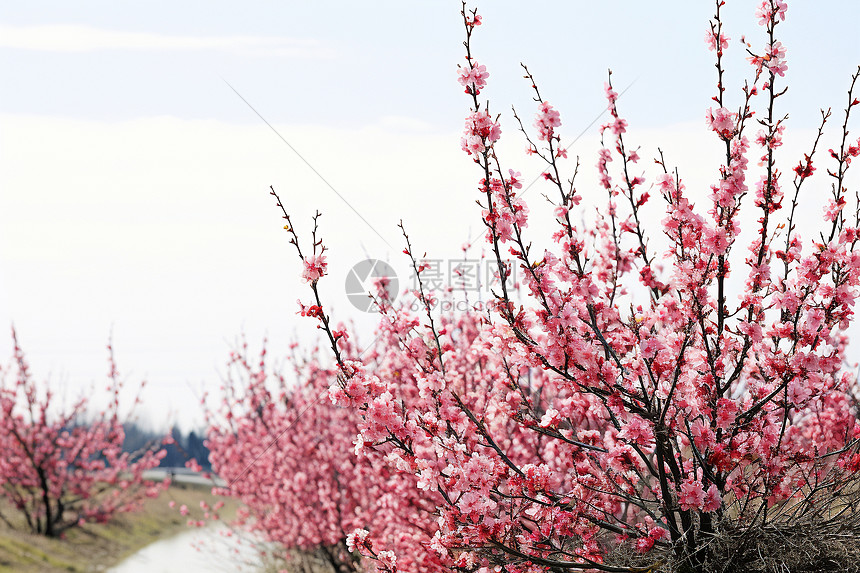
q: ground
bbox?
[0,484,237,573]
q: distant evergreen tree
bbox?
[185,431,211,470]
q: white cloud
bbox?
[0,24,332,58]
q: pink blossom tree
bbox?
[0,329,167,537]
[205,328,457,572]
[221,0,860,571]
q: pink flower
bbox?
[706,107,735,139]
[756,0,787,26]
[704,228,729,255]
[716,398,739,430]
[636,535,655,553]
[825,197,846,222]
[765,41,788,77]
[346,528,370,552]
[302,254,327,283]
[679,479,706,511]
[610,118,627,136]
[650,526,670,541]
[461,110,501,156]
[794,154,815,179]
[738,320,763,344]
[457,62,489,95]
[597,148,613,190]
[378,550,397,569]
[656,173,675,194]
[690,420,715,452]
[185,458,203,472]
[703,484,722,512]
[705,30,730,52]
[604,82,618,105]
[458,490,485,518]
[619,415,654,446]
[534,101,561,142]
[461,134,484,156]
[539,408,560,428]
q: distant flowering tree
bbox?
[225,0,860,571]
[205,334,453,572]
[0,329,166,537]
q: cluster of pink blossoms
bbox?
[756,0,788,26]
[601,83,629,138]
[479,171,529,243]
[301,253,327,283]
[766,40,788,77]
[460,110,501,156]
[222,2,860,572]
[749,1,789,76]
[708,135,749,213]
[706,106,736,140]
[705,29,730,52]
[533,101,560,142]
[457,62,489,95]
[206,339,451,572]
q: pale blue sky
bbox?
[1,1,858,429]
[3,2,857,128]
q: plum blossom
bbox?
[618,415,654,446]
[679,479,706,511]
[705,29,730,52]
[378,551,397,570]
[534,101,561,141]
[347,528,370,552]
[703,484,722,512]
[706,107,736,139]
[457,62,489,95]
[604,81,618,106]
[756,0,788,26]
[461,110,501,156]
[715,398,739,429]
[539,407,560,428]
[766,40,788,77]
[302,254,327,283]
